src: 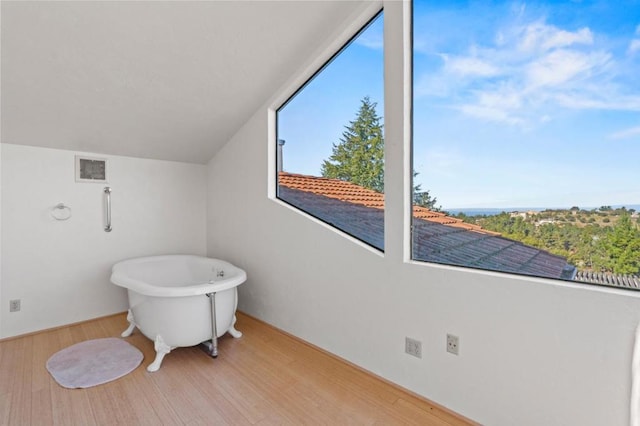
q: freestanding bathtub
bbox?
[110,255,246,372]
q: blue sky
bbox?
[279,1,640,209]
[277,12,384,179]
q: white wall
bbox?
[208,94,640,426]
[206,3,640,425]
[1,143,207,338]
[0,139,2,336]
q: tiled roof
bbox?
[412,218,576,280]
[574,271,640,289]
[279,172,495,234]
[278,175,576,281]
[279,186,384,250]
[279,172,385,208]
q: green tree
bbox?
[321,96,440,210]
[594,214,640,275]
[413,182,441,211]
[321,96,385,192]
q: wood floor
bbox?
[0,312,474,425]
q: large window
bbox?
[412,1,640,288]
[277,12,385,251]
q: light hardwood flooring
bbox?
[0,312,475,425]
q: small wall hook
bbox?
[51,203,72,221]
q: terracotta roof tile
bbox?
[279,172,496,235]
[278,172,385,208]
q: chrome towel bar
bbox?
[104,186,112,232]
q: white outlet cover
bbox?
[405,337,422,358]
[9,299,21,312]
[447,334,459,355]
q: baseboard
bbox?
[0,311,128,343]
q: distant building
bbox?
[535,219,557,226]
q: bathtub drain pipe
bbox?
[206,292,218,357]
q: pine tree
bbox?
[321,96,385,193]
[320,96,441,211]
[595,214,640,275]
[413,179,441,211]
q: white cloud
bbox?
[609,126,640,140]
[628,25,640,55]
[355,36,383,50]
[414,72,455,98]
[518,21,593,53]
[526,49,611,88]
[420,147,466,178]
[414,13,639,127]
[476,87,523,110]
[354,17,383,50]
[457,104,524,125]
[443,55,502,77]
[553,92,640,111]
[543,27,593,50]
[628,39,640,55]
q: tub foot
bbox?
[147,334,171,372]
[121,310,137,337]
[228,315,242,338]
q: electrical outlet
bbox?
[446,334,459,355]
[405,337,422,358]
[9,299,21,313]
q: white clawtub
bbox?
[110,255,246,372]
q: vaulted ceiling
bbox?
[1,1,367,163]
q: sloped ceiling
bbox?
[1,1,367,164]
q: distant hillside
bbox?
[447,205,640,217]
[451,206,640,276]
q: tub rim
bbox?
[110,254,246,297]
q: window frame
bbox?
[273,9,385,253]
[407,0,640,291]
[267,0,639,295]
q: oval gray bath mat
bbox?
[46,337,143,389]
